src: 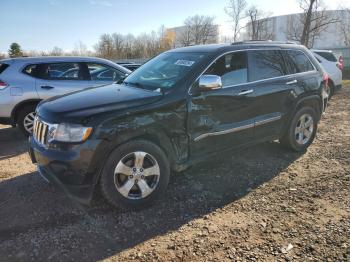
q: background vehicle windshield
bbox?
[123,52,207,90]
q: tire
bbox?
[280,107,317,152]
[100,140,170,210]
[17,105,37,136]
[328,81,335,99]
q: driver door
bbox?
[187,51,255,158]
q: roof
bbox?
[3,56,113,63]
[0,56,131,73]
[311,49,334,53]
[169,44,230,53]
[169,41,304,54]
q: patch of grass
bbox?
[342,80,350,86]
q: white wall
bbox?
[242,10,348,49]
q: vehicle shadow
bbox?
[0,126,27,160]
[0,141,303,261]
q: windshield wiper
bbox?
[123,81,163,94]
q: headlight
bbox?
[48,123,92,143]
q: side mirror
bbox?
[198,75,222,91]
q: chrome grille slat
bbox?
[34,119,38,136]
[33,118,48,146]
[38,122,43,142]
[41,124,48,144]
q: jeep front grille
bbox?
[33,118,48,145]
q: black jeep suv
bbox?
[29,42,328,209]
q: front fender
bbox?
[92,101,189,170]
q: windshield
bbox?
[122,52,207,90]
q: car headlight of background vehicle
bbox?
[47,123,92,143]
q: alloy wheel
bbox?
[23,112,36,133]
[114,151,160,200]
[294,113,314,145]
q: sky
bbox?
[0,0,346,53]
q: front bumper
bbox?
[29,136,108,204]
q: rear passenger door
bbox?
[282,49,320,101]
[33,62,92,100]
[248,49,293,139]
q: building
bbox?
[241,10,349,49]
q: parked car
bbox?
[311,49,342,98]
[29,42,328,209]
[0,56,131,135]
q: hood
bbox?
[37,83,162,123]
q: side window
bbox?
[23,64,49,78]
[0,63,9,74]
[204,51,248,87]
[315,51,337,62]
[24,63,86,80]
[86,63,125,82]
[47,63,84,80]
[286,50,314,73]
[249,50,287,82]
[24,64,39,77]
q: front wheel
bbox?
[280,107,318,152]
[100,140,170,210]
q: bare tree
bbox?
[225,0,247,42]
[178,26,192,46]
[111,33,125,57]
[287,0,339,47]
[72,41,88,56]
[338,8,350,46]
[94,34,114,58]
[123,34,136,59]
[246,6,273,40]
[178,15,218,46]
[49,46,63,56]
[93,25,174,59]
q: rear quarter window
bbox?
[0,63,9,74]
[315,51,337,62]
[284,50,315,74]
[23,64,39,77]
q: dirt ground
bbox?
[0,86,349,262]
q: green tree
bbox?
[8,43,23,57]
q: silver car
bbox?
[0,56,130,135]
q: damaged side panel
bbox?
[187,87,255,158]
[95,100,189,167]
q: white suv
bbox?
[311,49,342,98]
[0,56,130,135]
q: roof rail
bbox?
[231,40,297,45]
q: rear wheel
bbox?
[100,140,170,210]
[280,107,317,152]
[17,105,37,136]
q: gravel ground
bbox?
[0,86,349,262]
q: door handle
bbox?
[41,85,54,89]
[238,89,254,95]
[286,79,297,85]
